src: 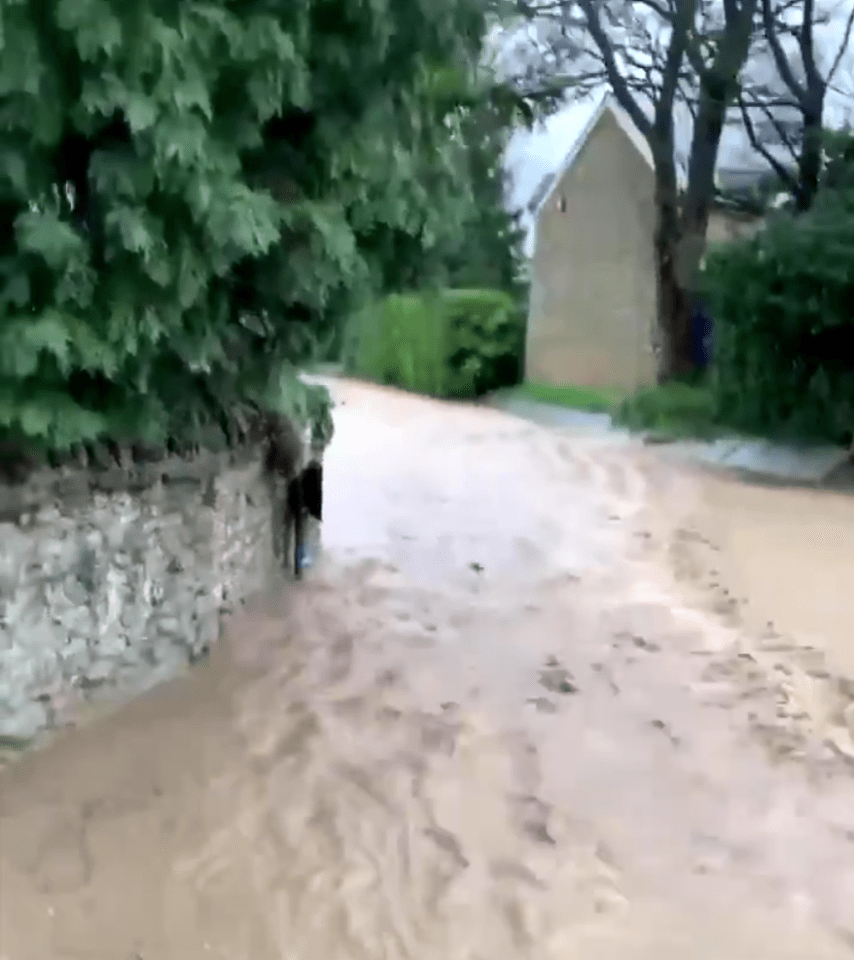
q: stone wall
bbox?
[0,448,282,739]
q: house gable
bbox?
[525,103,658,392]
[530,95,654,232]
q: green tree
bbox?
[443,89,528,299]
[347,65,529,305]
[0,0,487,461]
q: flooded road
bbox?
[3,379,854,959]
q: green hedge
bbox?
[702,197,854,445]
[344,288,525,398]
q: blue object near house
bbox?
[691,299,714,370]
[296,543,313,571]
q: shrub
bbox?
[702,200,854,445]
[345,294,449,396]
[613,382,720,439]
[343,288,524,399]
[440,289,525,397]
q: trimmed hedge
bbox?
[344,288,525,398]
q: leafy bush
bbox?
[440,289,525,396]
[613,382,720,439]
[344,288,525,398]
[702,199,854,445]
[0,0,488,465]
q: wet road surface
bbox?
[2,379,854,959]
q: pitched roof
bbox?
[529,91,655,223]
[504,91,657,257]
[526,172,556,213]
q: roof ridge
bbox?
[530,92,655,222]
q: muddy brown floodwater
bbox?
[4,379,854,960]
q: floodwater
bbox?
[3,379,854,959]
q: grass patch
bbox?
[498,379,780,444]
[501,382,625,413]
[613,382,723,440]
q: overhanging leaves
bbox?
[1,0,490,454]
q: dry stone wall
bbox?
[0,448,281,739]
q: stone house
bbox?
[522,94,764,393]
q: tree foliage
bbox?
[336,63,529,380]
[349,64,529,310]
[0,0,488,462]
[442,86,528,299]
[702,129,854,443]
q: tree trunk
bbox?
[654,231,695,382]
[795,99,823,211]
[653,0,758,382]
[652,170,696,382]
[652,81,740,383]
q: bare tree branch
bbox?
[826,0,854,86]
[744,0,850,209]
[761,0,807,104]
[574,0,654,138]
[754,98,800,153]
[657,0,697,127]
[737,88,800,187]
[798,0,822,89]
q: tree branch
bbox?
[826,0,854,87]
[754,95,800,156]
[761,0,807,104]
[575,0,654,139]
[797,0,821,88]
[658,0,697,124]
[736,88,798,189]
